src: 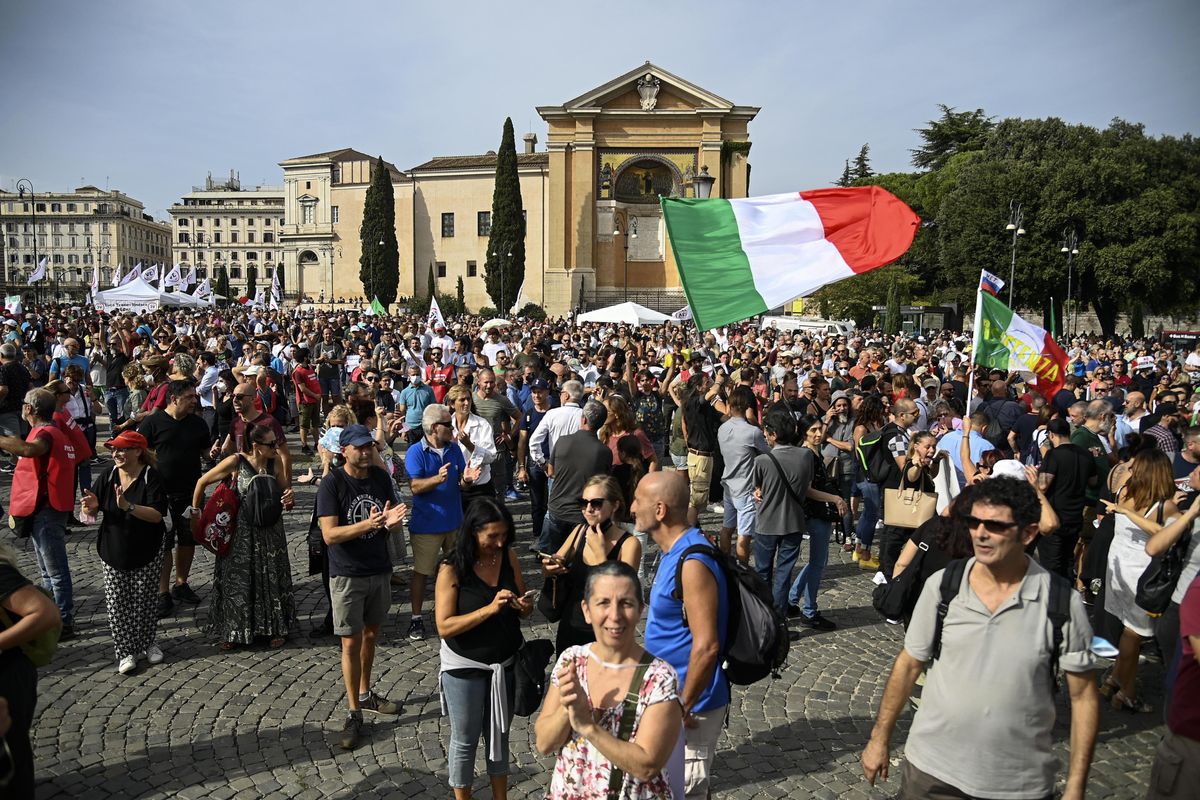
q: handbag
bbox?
[195,476,240,557]
[1136,504,1186,616]
[883,469,937,529]
[536,524,585,623]
[512,638,555,716]
[872,540,930,620]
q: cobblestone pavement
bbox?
[5,438,1162,799]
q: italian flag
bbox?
[661,186,920,330]
[974,290,1069,400]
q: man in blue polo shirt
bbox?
[404,403,481,641]
[636,471,729,799]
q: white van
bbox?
[759,316,856,337]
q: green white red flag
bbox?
[973,289,1068,400]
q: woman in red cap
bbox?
[80,430,169,675]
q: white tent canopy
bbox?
[576,301,672,326]
[93,277,204,313]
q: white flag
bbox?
[164,264,183,288]
[269,294,279,310]
[428,294,446,329]
[139,262,156,282]
[111,264,122,288]
[5,296,23,316]
[253,288,266,307]
[184,266,197,287]
[270,268,281,302]
[90,263,100,295]
[27,257,47,285]
[120,265,140,286]
[671,305,693,321]
[194,277,212,298]
[508,280,527,315]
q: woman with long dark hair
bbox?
[435,499,535,799]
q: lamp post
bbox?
[1060,229,1079,338]
[693,165,715,199]
[17,179,37,306]
[1004,200,1025,307]
[613,216,638,302]
[323,244,334,310]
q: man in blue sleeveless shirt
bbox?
[637,472,729,799]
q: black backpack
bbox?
[671,543,789,685]
[240,456,283,527]
[856,422,902,485]
[931,558,1071,693]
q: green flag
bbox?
[370,296,386,316]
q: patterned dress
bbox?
[546,645,679,799]
[205,456,296,644]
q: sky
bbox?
[2,0,1197,220]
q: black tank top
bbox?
[561,526,634,637]
[445,553,521,664]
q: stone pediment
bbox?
[540,62,739,115]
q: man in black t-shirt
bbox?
[682,372,729,525]
[138,379,211,618]
[316,424,407,750]
[1037,418,1098,580]
[0,343,31,471]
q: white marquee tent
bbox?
[576,301,673,326]
[93,278,210,313]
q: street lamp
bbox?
[1004,200,1025,306]
[614,216,638,302]
[1061,229,1079,338]
[693,165,715,199]
[17,179,38,306]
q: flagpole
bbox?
[968,273,985,414]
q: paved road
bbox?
[4,443,1162,798]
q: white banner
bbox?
[27,257,47,285]
[184,266,197,287]
[112,264,123,288]
[5,296,23,315]
[139,262,157,282]
[671,305,693,321]
[163,264,183,288]
[428,294,446,329]
[194,277,212,298]
[90,263,100,295]
[120,265,140,286]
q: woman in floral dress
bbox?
[535,561,682,799]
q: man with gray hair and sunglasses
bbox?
[539,399,612,553]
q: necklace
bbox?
[586,645,640,669]
[477,553,498,568]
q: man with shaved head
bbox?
[636,472,730,798]
[1116,391,1148,448]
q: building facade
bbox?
[0,185,171,302]
[168,172,286,298]
[278,62,756,316]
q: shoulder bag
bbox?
[872,540,930,620]
[765,450,839,523]
[883,468,937,529]
[1136,503,1187,616]
[536,524,586,623]
[195,465,241,557]
[606,649,656,797]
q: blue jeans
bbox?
[30,507,73,624]
[855,481,881,549]
[441,666,514,789]
[753,532,804,614]
[790,518,832,617]
[105,386,129,426]
[538,512,577,555]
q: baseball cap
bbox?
[530,378,551,390]
[990,459,1028,481]
[106,430,149,450]
[339,424,376,449]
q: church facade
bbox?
[275,63,757,316]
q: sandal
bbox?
[1098,670,1120,698]
[219,641,237,652]
[269,637,287,649]
[1111,690,1152,713]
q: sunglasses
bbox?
[961,514,1019,534]
[233,393,255,399]
[364,375,379,381]
[257,440,279,448]
[577,497,608,510]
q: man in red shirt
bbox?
[292,347,322,456]
[1147,572,1200,798]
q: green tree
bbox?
[484,118,526,312]
[456,275,465,312]
[215,265,230,306]
[835,159,852,187]
[884,276,902,334]
[911,105,994,171]
[810,264,918,328]
[245,265,256,300]
[359,157,400,306]
[852,144,873,181]
[426,262,436,309]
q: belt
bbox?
[688,448,713,457]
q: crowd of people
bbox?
[0,301,1198,798]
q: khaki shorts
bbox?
[687,452,713,508]
[299,403,320,428]
[410,530,457,576]
[330,573,391,636]
[683,706,726,798]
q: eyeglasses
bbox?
[233,393,255,399]
[577,497,608,510]
[961,514,1019,534]
[257,440,279,448]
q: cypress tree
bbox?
[276,265,285,299]
[424,262,435,313]
[215,265,230,307]
[360,157,400,306]
[484,118,526,312]
[245,265,256,300]
[884,276,902,335]
[456,275,465,314]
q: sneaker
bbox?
[337,714,363,750]
[707,502,725,514]
[59,624,76,642]
[407,617,426,641]
[851,549,861,562]
[157,593,175,619]
[118,655,137,675]
[858,556,880,571]
[171,583,201,604]
[798,612,838,631]
[504,489,520,501]
[146,644,164,665]
[360,691,401,715]
[785,604,803,619]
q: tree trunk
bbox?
[1128,303,1145,340]
[1092,295,1119,339]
